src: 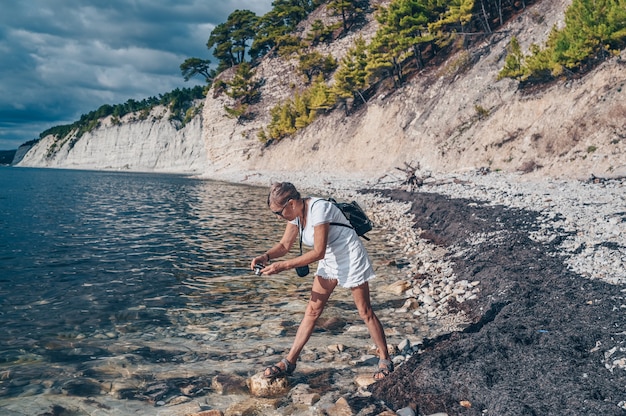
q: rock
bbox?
[290,384,320,405]
[247,372,290,397]
[187,410,224,416]
[325,397,354,416]
[327,343,346,353]
[225,397,281,416]
[354,374,376,388]
[212,374,248,395]
[396,405,417,416]
[166,395,191,406]
[385,280,412,295]
[61,379,102,396]
[398,339,411,353]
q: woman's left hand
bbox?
[259,261,287,275]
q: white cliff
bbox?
[17,105,206,174]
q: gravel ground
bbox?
[364,170,626,416]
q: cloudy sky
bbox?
[0,0,273,150]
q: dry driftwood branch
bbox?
[395,162,430,191]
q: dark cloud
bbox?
[0,0,272,150]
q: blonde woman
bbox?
[250,182,393,380]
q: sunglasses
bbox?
[272,199,292,217]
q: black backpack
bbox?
[314,198,373,240]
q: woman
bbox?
[250,182,393,380]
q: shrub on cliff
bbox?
[499,0,626,83]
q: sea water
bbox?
[0,166,411,414]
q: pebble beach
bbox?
[186,168,624,416]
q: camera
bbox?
[295,265,309,277]
[253,263,263,276]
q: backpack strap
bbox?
[310,198,354,230]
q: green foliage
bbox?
[249,0,317,59]
[497,36,526,80]
[276,34,306,57]
[180,58,214,82]
[499,0,626,82]
[223,62,262,121]
[298,51,338,83]
[308,75,337,112]
[368,0,447,87]
[332,36,369,103]
[207,9,258,70]
[429,0,475,32]
[474,104,489,119]
[39,86,206,144]
[328,0,369,33]
[183,103,203,125]
[262,76,335,141]
[306,19,338,45]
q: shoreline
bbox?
[2,167,624,415]
[202,167,626,414]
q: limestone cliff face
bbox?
[200,0,625,182]
[17,105,206,174]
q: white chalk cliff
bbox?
[17,105,206,174]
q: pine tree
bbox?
[308,75,336,112]
[298,51,338,83]
[328,0,368,33]
[333,36,370,105]
[207,9,258,70]
[223,62,261,120]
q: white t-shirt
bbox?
[290,197,375,288]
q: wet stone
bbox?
[61,379,102,396]
[325,397,354,416]
[225,397,282,416]
[247,373,290,398]
[212,373,248,395]
[289,384,321,406]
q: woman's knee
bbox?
[357,305,375,322]
[305,302,325,320]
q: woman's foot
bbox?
[263,358,296,379]
[373,358,394,380]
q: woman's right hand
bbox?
[250,254,267,271]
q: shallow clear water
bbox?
[0,167,411,414]
[0,167,285,346]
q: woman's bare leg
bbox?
[265,275,337,375]
[351,281,391,377]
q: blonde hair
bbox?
[267,182,301,206]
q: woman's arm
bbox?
[250,222,299,270]
[261,223,329,275]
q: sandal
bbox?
[373,358,394,380]
[263,358,296,379]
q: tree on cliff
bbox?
[328,0,369,34]
[180,58,214,83]
[249,0,318,59]
[222,62,262,121]
[333,36,369,110]
[207,9,259,71]
[499,0,626,83]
